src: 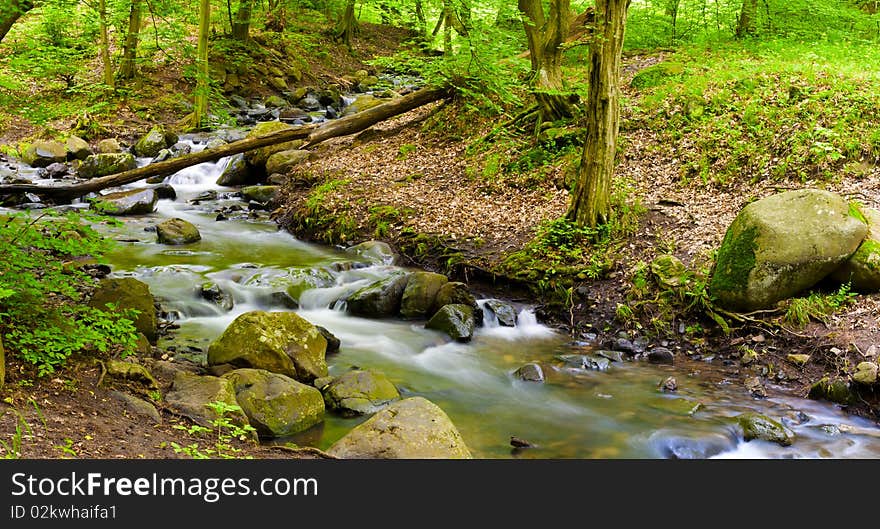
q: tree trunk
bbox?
[0,0,33,44]
[518,0,573,123]
[0,86,452,202]
[99,0,114,87]
[568,0,630,228]
[118,0,143,80]
[187,0,212,131]
[232,0,252,40]
[415,0,427,37]
[735,0,758,38]
[334,0,358,49]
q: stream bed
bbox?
[7,135,880,459]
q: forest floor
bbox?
[2,22,880,459]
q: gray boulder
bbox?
[327,397,472,459]
[513,363,545,382]
[216,153,254,186]
[400,272,448,319]
[134,126,172,158]
[96,138,123,153]
[23,140,67,168]
[165,372,248,429]
[322,370,400,416]
[346,274,409,318]
[90,188,157,215]
[426,303,475,342]
[77,153,137,179]
[207,311,328,382]
[484,299,517,327]
[223,368,324,438]
[156,218,201,244]
[831,206,880,292]
[241,185,280,204]
[710,189,867,311]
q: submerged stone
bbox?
[736,412,794,446]
[513,363,545,382]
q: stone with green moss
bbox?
[65,136,92,160]
[327,397,472,459]
[831,207,880,292]
[105,359,159,389]
[650,254,687,288]
[322,369,400,416]
[709,189,868,311]
[241,185,280,204]
[134,126,171,158]
[77,153,137,179]
[853,362,878,385]
[207,310,328,382]
[216,153,254,186]
[808,376,856,405]
[265,149,310,176]
[165,372,248,429]
[243,121,304,168]
[23,140,67,167]
[432,281,482,325]
[736,413,794,446]
[341,94,383,117]
[346,273,409,318]
[786,354,811,366]
[426,303,475,342]
[400,272,448,319]
[156,218,201,245]
[90,188,157,215]
[223,368,324,438]
[88,277,157,343]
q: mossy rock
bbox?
[165,372,248,430]
[23,140,67,167]
[327,397,472,459]
[831,207,880,292]
[207,311,328,382]
[426,303,475,342]
[400,272,448,319]
[650,254,687,288]
[808,376,856,405]
[223,368,324,438]
[90,188,157,215]
[736,413,794,447]
[77,153,137,179]
[853,362,878,385]
[341,94,383,117]
[709,189,868,311]
[265,149,310,175]
[134,126,172,158]
[88,277,157,343]
[322,369,400,416]
[431,281,481,322]
[65,136,92,160]
[105,359,159,389]
[484,299,517,327]
[96,138,123,154]
[241,185,280,204]
[346,273,409,318]
[630,61,685,90]
[243,121,304,168]
[216,153,255,186]
[156,217,201,245]
[200,282,234,311]
[264,94,288,108]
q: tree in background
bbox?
[735,0,758,38]
[118,0,142,79]
[0,0,34,44]
[518,0,574,123]
[232,0,253,40]
[335,0,358,48]
[183,0,211,130]
[568,0,631,228]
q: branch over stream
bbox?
[0,86,453,202]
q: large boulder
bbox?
[808,376,857,405]
[23,140,67,168]
[90,188,158,215]
[484,299,517,327]
[426,303,475,342]
[165,372,248,429]
[77,153,137,179]
[346,273,409,318]
[207,311,328,382]
[88,277,157,343]
[243,121,305,168]
[265,149,310,175]
[322,370,400,416]
[709,189,868,311]
[400,272,448,319]
[96,138,123,154]
[327,397,472,459]
[65,136,92,160]
[831,207,880,292]
[241,185,280,204]
[223,368,324,438]
[432,281,482,324]
[736,413,794,447]
[216,153,254,186]
[156,218,201,245]
[134,126,172,158]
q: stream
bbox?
[7,135,880,459]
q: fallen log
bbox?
[0,85,452,202]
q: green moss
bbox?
[853,239,880,271]
[709,225,759,296]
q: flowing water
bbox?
[8,137,880,458]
